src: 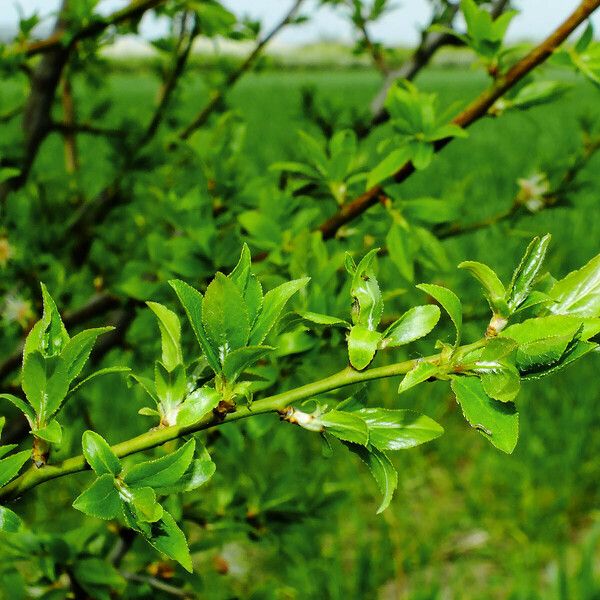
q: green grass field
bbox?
[3,66,600,598]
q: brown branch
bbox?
[370,0,511,121]
[317,0,600,241]
[178,0,306,141]
[17,0,167,58]
[51,121,126,138]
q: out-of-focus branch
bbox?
[317,0,600,240]
[178,0,306,141]
[17,0,167,58]
[60,74,79,174]
[370,0,511,121]
[51,121,127,138]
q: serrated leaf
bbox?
[548,253,600,318]
[350,249,383,331]
[82,430,122,477]
[143,510,192,573]
[357,408,443,450]
[249,278,309,345]
[59,327,113,385]
[367,146,412,189]
[176,388,220,427]
[451,377,518,453]
[0,393,35,424]
[298,311,350,328]
[32,419,62,444]
[0,450,30,487]
[398,361,439,393]
[147,302,183,371]
[155,363,187,410]
[68,366,130,397]
[348,444,398,513]
[348,325,382,370]
[202,273,250,364]
[124,439,195,489]
[169,279,221,373]
[222,345,273,383]
[321,410,369,446]
[72,474,121,520]
[507,234,551,311]
[129,487,163,523]
[459,260,507,314]
[417,283,462,346]
[0,505,22,532]
[381,305,440,348]
[228,243,263,326]
[153,449,215,495]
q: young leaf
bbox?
[249,278,310,345]
[129,487,163,523]
[451,376,518,454]
[177,388,221,427]
[0,450,30,487]
[357,408,444,450]
[82,430,122,477]
[0,393,36,424]
[68,366,131,397]
[21,351,47,417]
[348,445,398,514]
[32,419,62,444]
[459,260,507,315]
[59,327,114,385]
[72,474,121,520]
[147,302,183,371]
[222,345,273,383]
[367,146,412,189]
[143,511,193,573]
[298,311,350,328]
[155,363,187,409]
[124,439,195,489]
[321,410,369,446]
[228,243,263,325]
[350,249,383,331]
[348,325,382,370]
[169,279,221,372]
[507,234,551,311]
[548,253,600,317]
[381,305,441,348]
[417,283,462,346]
[202,273,250,363]
[398,361,439,393]
[0,505,22,532]
[153,449,216,495]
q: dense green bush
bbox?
[1,1,599,597]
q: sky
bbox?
[1,0,599,45]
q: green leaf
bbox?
[459,260,507,315]
[176,388,221,427]
[32,419,62,444]
[21,351,47,417]
[417,283,462,346]
[348,325,382,370]
[71,558,125,595]
[507,234,551,311]
[249,278,310,345]
[59,327,113,385]
[169,279,221,373]
[386,222,414,281]
[68,366,131,397]
[297,311,350,328]
[503,315,600,344]
[155,363,187,409]
[124,439,195,489]
[381,305,440,348]
[129,487,163,523]
[398,361,439,393]
[367,146,412,189]
[82,430,122,477]
[321,410,369,446]
[349,445,398,514]
[143,510,192,573]
[0,450,30,487]
[222,345,273,383]
[350,249,383,330]
[0,393,35,424]
[202,273,250,364]
[153,449,215,495]
[228,243,263,326]
[475,362,520,403]
[72,474,121,520]
[451,377,518,454]
[548,253,600,317]
[0,505,22,532]
[357,408,443,450]
[147,302,183,371]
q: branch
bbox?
[0,342,472,501]
[178,0,305,141]
[317,0,600,240]
[51,121,126,139]
[60,74,79,174]
[17,0,167,58]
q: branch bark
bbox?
[317,0,600,240]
